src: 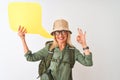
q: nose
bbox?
[59,32,64,37]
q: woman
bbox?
[18,19,93,80]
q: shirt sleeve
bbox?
[24,45,49,62]
[75,48,93,66]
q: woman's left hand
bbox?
[76,28,87,47]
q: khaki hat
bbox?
[51,19,72,35]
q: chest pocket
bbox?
[51,48,75,68]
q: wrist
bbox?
[20,37,25,40]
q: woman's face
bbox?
[54,30,68,44]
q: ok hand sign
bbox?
[76,28,87,47]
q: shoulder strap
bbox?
[44,41,54,70]
[45,49,54,70]
[38,41,54,77]
[45,41,53,46]
[69,47,75,68]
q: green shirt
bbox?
[25,44,93,80]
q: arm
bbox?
[18,25,29,53]
[18,26,49,61]
[76,28,93,66]
[24,47,48,62]
[75,48,93,66]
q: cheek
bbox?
[65,37,68,41]
[55,36,60,41]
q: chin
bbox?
[57,40,66,43]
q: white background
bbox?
[0,0,120,80]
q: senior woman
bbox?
[18,19,93,80]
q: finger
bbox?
[25,29,27,33]
[22,28,26,33]
[77,28,81,34]
[18,25,21,32]
[77,28,83,34]
[21,26,25,32]
[23,28,27,34]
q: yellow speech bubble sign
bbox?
[8,2,53,38]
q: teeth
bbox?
[59,38,64,40]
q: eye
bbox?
[61,30,67,34]
[54,30,67,36]
[55,31,60,35]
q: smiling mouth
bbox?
[58,37,64,40]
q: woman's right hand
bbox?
[18,25,27,39]
[18,25,29,53]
